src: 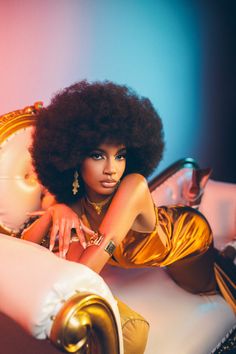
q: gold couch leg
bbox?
[50,292,120,354]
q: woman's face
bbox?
[80,143,127,201]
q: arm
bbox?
[78,173,156,273]
[22,204,93,257]
[21,209,52,244]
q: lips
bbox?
[100,180,117,188]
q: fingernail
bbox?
[62,250,67,258]
[49,244,53,252]
[82,242,87,249]
[59,251,63,258]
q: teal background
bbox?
[0,0,235,181]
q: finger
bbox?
[58,218,66,257]
[50,223,59,251]
[75,224,87,249]
[62,223,72,258]
[80,221,95,236]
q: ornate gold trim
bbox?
[0,102,42,144]
[50,292,120,354]
[0,102,43,235]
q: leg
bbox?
[162,206,217,294]
[166,242,218,294]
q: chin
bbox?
[98,187,116,196]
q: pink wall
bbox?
[0,0,92,113]
[1,0,235,181]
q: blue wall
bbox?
[1,0,235,181]
[84,0,203,176]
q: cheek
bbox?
[81,160,101,181]
[118,161,126,176]
[80,161,90,181]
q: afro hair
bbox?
[31,80,165,203]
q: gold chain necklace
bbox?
[86,195,113,215]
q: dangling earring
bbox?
[72,171,80,195]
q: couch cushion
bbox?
[102,265,235,354]
[199,180,236,248]
[117,298,149,354]
[0,126,41,234]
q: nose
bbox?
[103,158,116,176]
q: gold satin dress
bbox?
[24,195,234,312]
[79,198,212,266]
[108,205,213,269]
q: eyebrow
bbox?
[92,147,127,154]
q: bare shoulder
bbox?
[120,173,148,188]
[118,172,154,215]
[120,174,156,232]
[117,173,150,202]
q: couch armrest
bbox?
[0,234,123,354]
[199,179,236,248]
[149,157,201,207]
[51,292,120,353]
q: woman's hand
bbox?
[48,204,95,258]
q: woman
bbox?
[22,81,235,351]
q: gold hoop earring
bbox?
[72,171,80,195]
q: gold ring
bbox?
[70,236,80,243]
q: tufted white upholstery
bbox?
[0,125,41,234]
[0,233,123,352]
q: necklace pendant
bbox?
[94,205,102,215]
[86,194,113,215]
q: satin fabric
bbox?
[78,198,213,269]
[21,197,235,312]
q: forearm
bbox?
[21,210,52,244]
[78,244,111,273]
[79,174,155,273]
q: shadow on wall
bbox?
[197,0,236,183]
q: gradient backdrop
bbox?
[0,0,235,182]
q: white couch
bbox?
[0,105,235,354]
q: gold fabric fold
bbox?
[214,263,236,313]
[109,205,213,268]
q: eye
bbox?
[115,153,126,161]
[89,152,104,160]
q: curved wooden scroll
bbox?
[50,292,121,354]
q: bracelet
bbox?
[104,240,116,256]
[84,231,116,256]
